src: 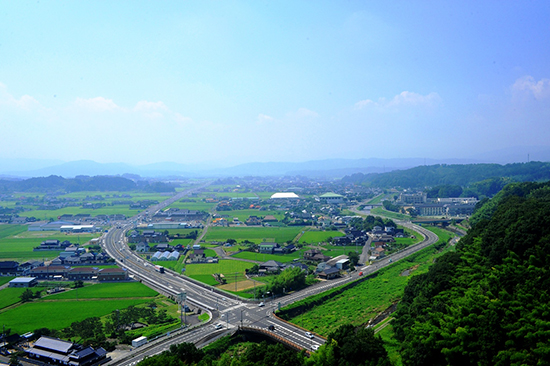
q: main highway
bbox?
[102,186,440,365]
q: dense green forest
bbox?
[0,175,176,193]
[392,181,550,365]
[341,162,550,193]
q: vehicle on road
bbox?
[213,323,222,330]
[311,345,319,351]
[305,332,314,338]
[268,325,275,331]
[154,265,165,273]
[359,271,363,276]
[259,302,264,307]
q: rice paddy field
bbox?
[230,249,306,263]
[0,225,100,261]
[184,259,253,279]
[0,281,161,334]
[298,230,345,244]
[204,226,302,244]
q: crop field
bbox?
[322,245,363,257]
[0,287,26,310]
[202,249,217,257]
[45,282,158,300]
[299,230,344,244]
[231,250,305,263]
[221,209,284,222]
[169,238,193,247]
[23,205,140,220]
[0,276,15,287]
[205,227,302,243]
[0,225,28,239]
[284,242,454,336]
[0,231,100,261]
[0,299,152,334]
[184,260,253,277]
[217,279,257,292]
[187,274,219,286]
[167,199,216,211]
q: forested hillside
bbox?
[341,162,550,190]
[392,181,550,365]
[0,175,176,193]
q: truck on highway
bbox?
[155,265,165,273]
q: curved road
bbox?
[101,192,440,365]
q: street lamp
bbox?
[240,309,244,328]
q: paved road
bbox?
[101,193,440,365]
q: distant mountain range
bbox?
[0,146,548,179]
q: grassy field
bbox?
[0,276,15,287]
[0,280,160,334]
[204,227,302,243]
[231,250,305,263]
[23,205,140,220]
[298,230,344,244]
[184,260,254,277]
[167,199,216,212]
[187,274,219,286]
[45,282,158,300]
[321,245,363,257]
[0,229,100,261]
[0,299,152,334]
[219,209,284,222]
[0,225,28,239]
[0,287,26,310]
[283,242,454,336]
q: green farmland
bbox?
[231,250,306,263]
[0,299,152,334]
[45,282,158,300]
[204,226,302,244]
[184,260,253,278]
[298,230,344,244]
[0,227,100,261]
[0,281,160,334]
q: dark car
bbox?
[268,325,275,331]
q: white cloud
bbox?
[74,97,121,112]
[355,91,441,110]
[511,75,550,100]
[0,82,43,110]
[134,100,168,112]
[295,108,319,118]
[257,113,275,124]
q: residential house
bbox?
[97,268,128,281]
[259,260,284,274]
[26,336,107,366]
[259,242,279,254]
[0,261,20,275]
[67,267,98,281]
[318,267,340,280]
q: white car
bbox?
[258,302,265,307]
[311,345,319,351]
[213,323,222,330]
[305,331,314,338]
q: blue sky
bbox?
[1,1,549,166]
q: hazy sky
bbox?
[1,1,549,166]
